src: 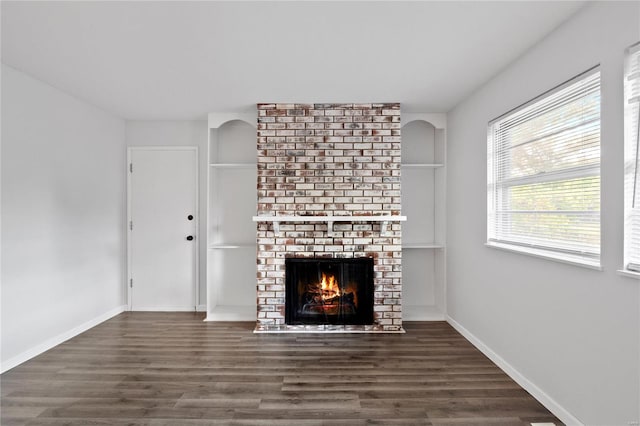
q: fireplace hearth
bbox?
[286,258,374,326]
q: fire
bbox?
[320,272,340,301]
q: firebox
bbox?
[285,258,374,325]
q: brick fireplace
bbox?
[255,103,403,332]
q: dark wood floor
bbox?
[1,313,561,425]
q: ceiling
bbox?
[1,1,586,121]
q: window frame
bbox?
[622,42,640,277]
[486,67,602,269]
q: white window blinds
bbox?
[624,43,640,272]
[487,68,601,265]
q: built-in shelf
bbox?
[401,163,444,169]
[627,71,640,82]
[629,95,640,104]
[402,243,445,249]
[208,243,255,249]
[401,118,446,322]
[253,215,407,237]
[207,118,257,323]
[210,163,255,168]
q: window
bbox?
[487,68,601,267]
[624,43,640,272]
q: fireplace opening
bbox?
[285,258,374,325]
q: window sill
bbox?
[485,242,602,271]
[617,269,640,279]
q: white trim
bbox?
[195,146,200,310]
[499,164,599,187]
[626,41,640,55]
[196,304,207,312]
[127,146,200,312]
[126,148,132,309]
[402,243,445,249]
[485,242,602,271]
[130,307,198,312]
[617,269,640,279]
[446,315,584,426]
[1,305,126,374]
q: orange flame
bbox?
[320,272,340,301]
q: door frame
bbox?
[126,146,199,311]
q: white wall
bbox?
[447,2,639,424]
[125,121,208,307]
[1,65,126,371]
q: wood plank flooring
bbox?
[1,313,561,425]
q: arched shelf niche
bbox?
[402,119,439,165]
[400,114,447,321]
[209,119,256,165]
[206,115,257,321]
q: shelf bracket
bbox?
[273,221,281,236]
[327,220,334,237]
[380,221,389,237]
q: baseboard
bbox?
[196,304,206,312]
[445,315,583,426]
[1,305,127,374]
[131,307,198,312]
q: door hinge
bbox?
[129,163,133,173]
[129,221,133,231]
[130,278,133,288]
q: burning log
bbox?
[302,291,356,307]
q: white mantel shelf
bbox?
[252,215,407,237]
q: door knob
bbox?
[186,235,194,241]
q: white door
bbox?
[128,147,198,311]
